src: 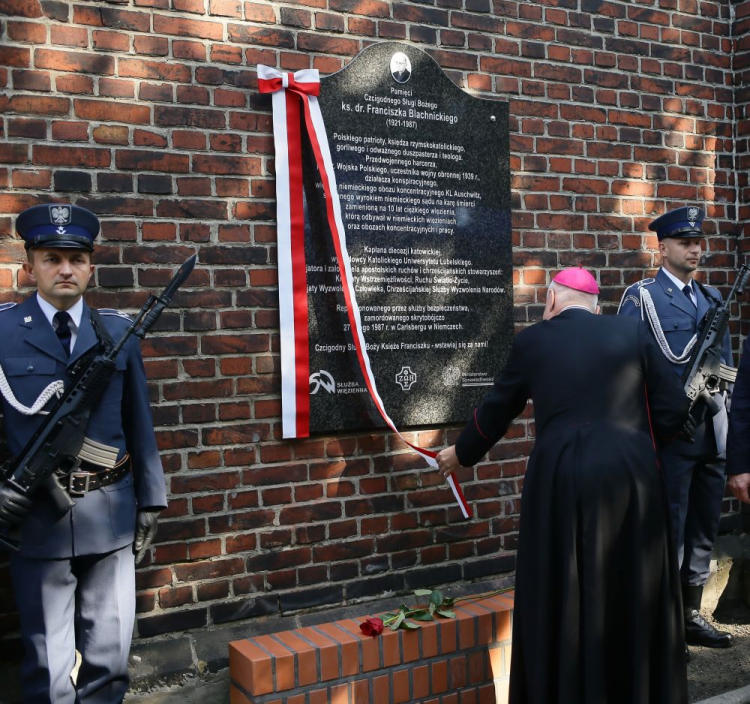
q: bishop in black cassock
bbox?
[438,267,689,704]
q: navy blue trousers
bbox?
[659,433,726,587]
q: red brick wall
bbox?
[0,0,743,653]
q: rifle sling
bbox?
[89,308,115,353]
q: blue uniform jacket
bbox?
[618,268,732,455]
[0,295,167,558]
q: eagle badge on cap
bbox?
[50,205,71,226]
[687,206,699,226]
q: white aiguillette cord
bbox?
[0,363,63,416]
[640,287,696,364]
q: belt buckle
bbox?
[68,471,92,496]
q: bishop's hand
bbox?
[436,445,461,480]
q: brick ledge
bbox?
[229,591,514,704]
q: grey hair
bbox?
[549,280,598,311]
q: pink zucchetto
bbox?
[552,266,600,294]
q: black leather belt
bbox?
[67,455,131,496]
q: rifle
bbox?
[0,254,196,551]
[681,263,750,415]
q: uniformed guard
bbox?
[618,205,733,649]
[0,203,167,703]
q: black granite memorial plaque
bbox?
[302,42,512,433]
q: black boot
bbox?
[683,584,733,648]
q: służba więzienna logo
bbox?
[309,370,336,394]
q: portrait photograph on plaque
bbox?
[300,42,513,434]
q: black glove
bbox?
[680,414,697,443]
[0,482,33,532]
[133,510,159,564]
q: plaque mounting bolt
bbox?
[490,115,496,122]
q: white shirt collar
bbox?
[661,266,693,294]
[36,294,83,332]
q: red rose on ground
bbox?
[359,617,385,637]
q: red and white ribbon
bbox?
[258,65,315,440]
[258,65,471,519]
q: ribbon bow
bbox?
[257,66,321,97]
[257,64,472,520]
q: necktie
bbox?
[682,284,696,308]
[54,311,72,356]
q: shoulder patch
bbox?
[98,308,133,321]
[622,294,640,308]
[636,278,655,288]
[0,302,17,313]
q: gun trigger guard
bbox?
[59,457,82,474]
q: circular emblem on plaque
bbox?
[390,52,412,84]
[442,366,462,387]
